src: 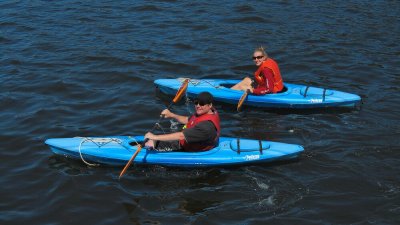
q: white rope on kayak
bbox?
[201,80,222,89]
[78,138,99,167]
[77,137,128,167]
[177,77,221,89]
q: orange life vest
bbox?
[179,109,221,151]
[254,58,284,93]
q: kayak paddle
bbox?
[119,78,189,179]
[237,89,249,112]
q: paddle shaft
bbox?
[151,101,173,130]
[143,79,189,143]
[118,145,142,179]
[118,78,189,178]
[142,104,171,144]
[237,89,250,111]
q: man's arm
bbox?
[161,109,189,124]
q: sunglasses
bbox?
[194,100,209,106]
[252,55,264,60]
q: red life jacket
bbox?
[254,58,284,93]
[179,109,221,152]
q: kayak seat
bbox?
[277,86,288,93]
[219,83,235,88]
[230,139,270,153]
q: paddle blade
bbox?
[119,145,142,179]
[237,90,249,112]
[172,78,189,103]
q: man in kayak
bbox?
[144,91,221,152]
[231,46,284,95]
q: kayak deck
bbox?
[154,78,361,108]
[45,136,304,167]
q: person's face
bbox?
[194,100,212,115]
[252,51,265,66]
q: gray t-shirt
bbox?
[183,120,217,143]
[153,120,218,151]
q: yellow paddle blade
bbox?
[237,90,249,112]
[119,145,142,179]
[172,78,189,103]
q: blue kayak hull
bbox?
[154,78,361,108]
[45,136,304,167]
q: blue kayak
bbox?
[45,136,304,167]
[154,78,361,109]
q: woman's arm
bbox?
[253,68,275,95]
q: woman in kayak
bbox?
[144,92,220,152]
[231,46,284,95]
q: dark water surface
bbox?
[1,1,399,224]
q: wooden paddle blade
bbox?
[172,78,189,103]
[237,90,249,112]
[119,145,143,179]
